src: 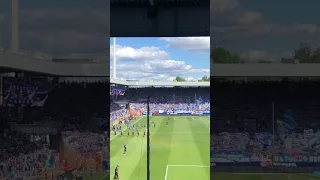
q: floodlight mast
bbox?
[11,0,19,53]
[113,37,117,78]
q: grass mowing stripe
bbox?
[188,116,210,177]
[122,116,165,179]
[165,116,209,180]
[111,116,209,180]
[110,117,147,179]
[150,116,175,180]
[123,133,147,179]
[168,117,195,164]
[126,138,147,180]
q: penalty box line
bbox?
[164,165,210,180]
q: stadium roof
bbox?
[212,64,320,77]
[111,0,208,6]
[110,78,209,87]
[0,50,108,77]
[110,0,209,37]
[5,51,320,78]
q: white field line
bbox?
[99,173,108,180]
[164,164,210,180]
[164,165,169,180]
[110,117,144,141]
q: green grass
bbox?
[211,173,320,180]
[110,116,210,180]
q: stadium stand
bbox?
[110,79,210,179]
[110,85,210,126]
[0,51,109,179]
[0,79,109,180]
[110,78,210,125]
[211,78,320,175]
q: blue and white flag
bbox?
[277,110,298,133]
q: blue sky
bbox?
[211,0,320,62]
[110,37,209,81]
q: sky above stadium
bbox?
[211,0,320,62]
[1,0,318,66]
[0,0,109,60]
[110,37,210,81]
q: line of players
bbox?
[113,117,170,180]
[111,120,161,137]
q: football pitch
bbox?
[211,173,320,180]
[110,116,210,180]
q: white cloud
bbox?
[185,77,197,81]
[110,44,209,81]
[281,51,294,58]
[168,77,176,81]
[210,0,320,39]
[110,45,168,61]
[112,60,208,81]
[0,14,4,48]
[232,11,263,25]
[189,68,210,74]
[247,23,319,36]
[147,60,193,73]
[160,37,210,52]
[241,50,276,62]
[1,8,109,55]
[0,14,4,23]
[210,0,239,13]
[240,50,297,62]
[292,24,318,34]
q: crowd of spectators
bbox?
[0,81,210,179]
[0,130,53,179]
[0,119,61,179]
[0,80,108,179]
[121,87,209,103]
[110,87,210,123]
[211,80,320,163]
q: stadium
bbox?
[0,52,110,180]
[110,78,210,180]
[211,73,320,180]
[0,1,109,179]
